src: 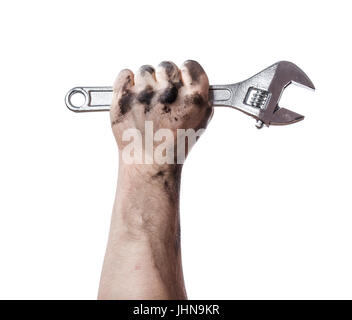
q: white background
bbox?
[0,0,351,299]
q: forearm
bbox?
[98,162,186,300]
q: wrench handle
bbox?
[65,85,237,112]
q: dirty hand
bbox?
[110,60,213,165]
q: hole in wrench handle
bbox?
[65,87,113,112]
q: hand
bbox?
[110,60,213,165]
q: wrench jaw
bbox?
[258,61,315,128]
[269,107,304,126]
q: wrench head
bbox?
[257,61,315,127]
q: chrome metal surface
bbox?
[65,87,113,112]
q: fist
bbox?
[110,60,213,165]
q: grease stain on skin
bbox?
[185,92,205,108]
[159,84,178,105]
[122,74,133,91]
[150,165,182,204]
[111,75,135,126]
[111,119,119,127]
[195,106,213,131]
[111,88,134,127]
[153,170,165,178]
[174,80,183,89]
[137,85,155,113]
[119,90,134,115]
[144,105,151,113]
[162,105,171,113]
[137,86,154,105]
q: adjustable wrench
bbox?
[65,61,314,128]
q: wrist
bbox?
[118,161,183,179]
[114,162,182,240]
[117,162,183,200]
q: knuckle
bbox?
[158,61,178,77]
[182,60,205,84]
[138,65,155,76]
[119,68,133,77]
[114,69,134,92]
